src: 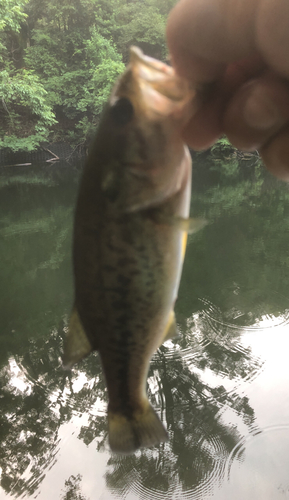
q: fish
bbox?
[63,46,205,454]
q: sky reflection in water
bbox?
[0,155,289,500]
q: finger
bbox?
[183,85,224,149]
[182,56,265,149]
[167,0,259,83]
[223,74,289,151]
[261,126,289,181]
[257,0,289,78]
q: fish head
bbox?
[99,47,197,212]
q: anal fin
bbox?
[62,305,92,369]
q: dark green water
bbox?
[1,155,289,500]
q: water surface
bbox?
[1,155,289,499]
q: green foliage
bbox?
[0,0,28,32]
[0,68,57,151]
[195,136,260,181]
[113,0,167,60]
[211,136,234,154]
[92,0,175,59]
[87,28,125,109]
[0,0,28,69]
[209,136,238,174]
[0,0,177,150]
[24,25,124,143]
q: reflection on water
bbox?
[1,157,289,499]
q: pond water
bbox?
[1,153,289,500]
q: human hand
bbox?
[167,0,289,180]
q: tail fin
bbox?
[108,403,168,454]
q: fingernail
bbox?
[243,87,281,130]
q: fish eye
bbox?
[110,97,134,126]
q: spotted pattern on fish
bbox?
[63,47,201,454]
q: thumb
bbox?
[166,0,259,83]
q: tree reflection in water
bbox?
[1,156,288,498]
[61,474,88,500]
[0,308,260,497]
[104,332,259,497]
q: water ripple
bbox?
[111,433,230,500]
[199,285,289,332]
[224,424,289,494]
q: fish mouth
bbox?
[128,46,196,121]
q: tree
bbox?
[0,68,57,151]
[0,0,178,151]
[0,0,29,68]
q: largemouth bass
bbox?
[63,47,204,454]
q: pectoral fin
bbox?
[181,232,188,261]
[62,306,92,369]
[162,310,178,343]
[174,216,207,234]
[154,213,207,234]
